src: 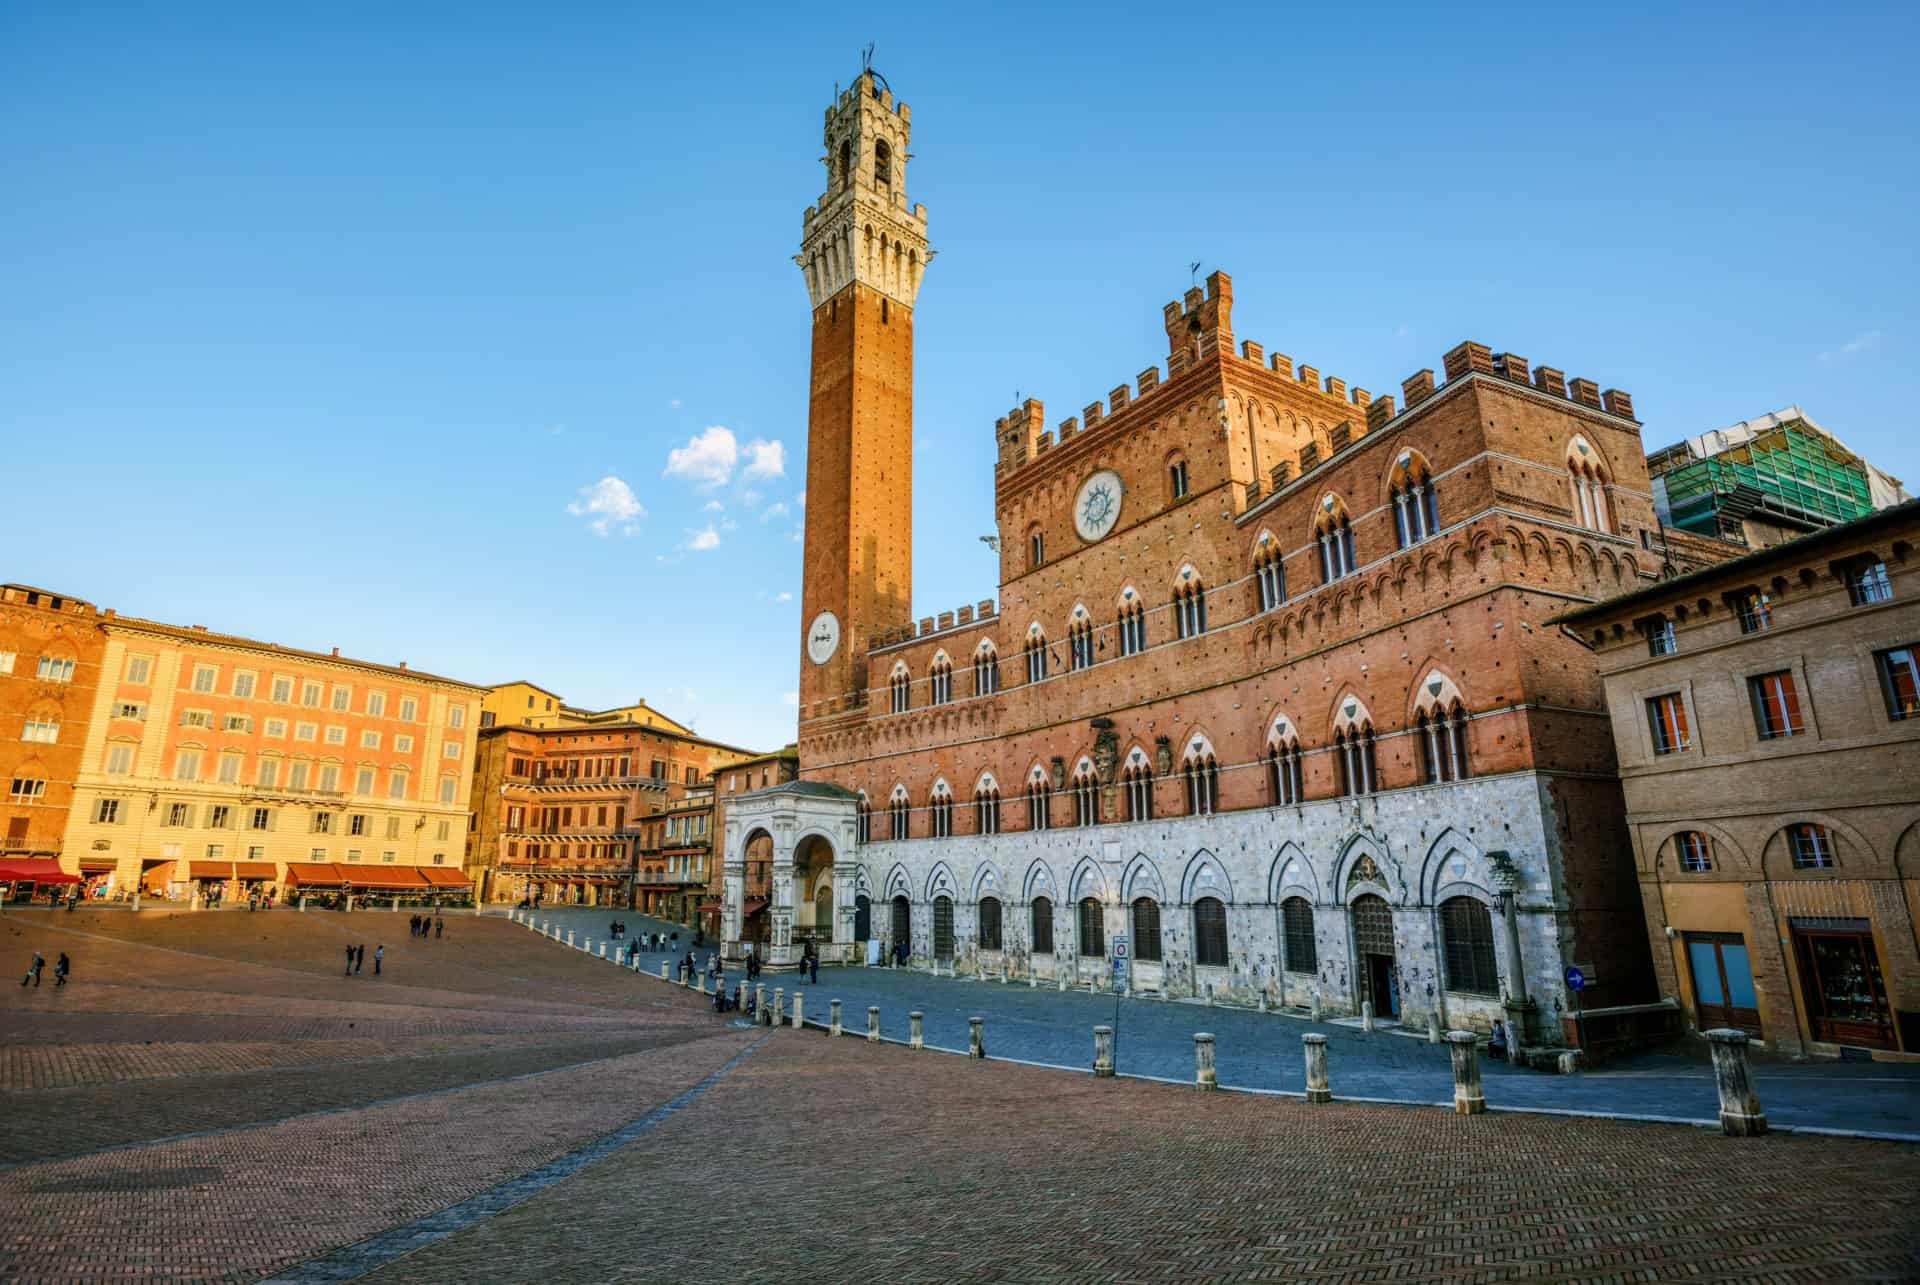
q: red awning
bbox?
[742,898,768,917]
[0,858,81,885]
[345,868,428,891]
[285,862,347,888]
[234,862,276,880]
[79,860,116,873]
[190,861,234,880]
[697,899,722,913]
[418,867,472,888]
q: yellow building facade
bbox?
[61,617,484,904]
[480,680,691,735]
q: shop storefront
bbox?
[0,858,82,904]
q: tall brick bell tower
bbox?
[795,68,930,723]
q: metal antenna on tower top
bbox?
[862,42,875,70]
[1189,261,1202,286]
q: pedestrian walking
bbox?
[54,952,70,986]
[809,954,819,985]
[354,943,365,975]
[22,951,44,987]
[410,914,419,937]
[345,944,356,976]
[435,916,443,939]
[374,944,384,976]
[1489,1019,1509,1063]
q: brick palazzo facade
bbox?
[723,68,1736,1048]
[1558,502,1920,1058]
[1,585,106,864]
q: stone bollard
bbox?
[599,942,607,959]
[567,930,575,948]
[773,987,784,1023]
[969,1016,985,1059]
[1447,1031,1486,1115]
[1303,1034,1331,1103]
[1427,1011,1442,1044]
[1204,983,1215,1008]
[1028,971,1037,989]
[1361,1000,1375,1033]
[830,999,843,1037]
[909,1010,924,1051]
[585,939,593,955]
[791,992,804,1029]
[659,961,670,981]
[755,984,768,1026]
[295,896,303,913]
[1057,971,1067,992]
[1309,989,1321,1021]
[1194,1032,1218,1091]
[867,1005,881,1043]
[1093,1025,1115,1077]
[1706,1029,1768,1136]
[1257,992,1268,1014]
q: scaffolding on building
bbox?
[1649,412,1876,544]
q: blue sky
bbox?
[4,3,1916,752]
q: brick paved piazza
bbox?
[3,907,1917,1283]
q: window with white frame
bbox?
[443,740,460,759]
[256,759,279,788]
[173,749,202,781]
[448,704,465,729]
[22,717,60,744]
[126,656,152,684]
[191,664,217,693]
[331,685,350,711]
[317,764,340,792]
[37,656,77,683]
[399,696,417,721]
[179,708,213,729]
[301,681,322,707]
[116,701,147,721]
[223,714,250,733]
[270,676,292,703]
[367,691,386,717]
[218,754,242,784]
[0,650,16,674]
[361,730,380,749]
[1390,451,1440,548]
[325,726,346,745]
[9,777,47,802]
[264,718,287,738]
[95,797,123,824]
[294,721,317,741]
[105,744,133,776]
[231,671,255,698]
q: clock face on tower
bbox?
[1073,469,1125,542]
[806,611,841,665]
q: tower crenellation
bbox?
[796,69,932,311]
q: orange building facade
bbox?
[725,69,1737,1053]
[1,585,106,889]
[467,712,762,909]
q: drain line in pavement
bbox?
[261,1033,769,1283]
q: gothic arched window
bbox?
[888,786,910,841]
[1390,451,1439,548]
[1566,437,1612,533]
[1183,740,1218,816]
[1174,568,1208,639]
[1077,897,1105,956]
[1266,720,1303,806]
[889,663,910,715]
[1131,897,1162,961]
[1117,590,1146,656]
[1069,611,1094,671]
[1315,496,1358,583]
[974,775,1002,835]
[1254,535,1286,611]
[929,781,953,838]
[1440,897,1499,995]
[1193,897,1229,968]
[929,655,953,706]
[1122,754,1153,822]
[973,643,999,696]
[873,139,892,186]
[1071,760,1097,827]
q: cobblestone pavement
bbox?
[4,906,1917,1282]
[362,1028,1920,1284]
[531,907,1920,1137]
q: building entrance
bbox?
[854,894,871,942]
[933,895,954,961]
[1685,932,1762,1037]
[891,895,911,957]
[1792,918,1897,1050]
[1351,894,1399,1019]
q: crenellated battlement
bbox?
[867,598,999,654]
[990,279,1640,484]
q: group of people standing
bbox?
[409,914,443,939]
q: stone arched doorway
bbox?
[932,894,955,961]
[891,894,911,960]
[741,829,774,948]
[794,833,835,954]
[1352,893,1399,1019]
[854,894,872,942]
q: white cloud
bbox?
[760,501,790,522]
[663,426,786,489]
[702,499,724,513]
[566,476,645,536]
[740,488,763,508]
[790,528,803,543]
[776,591,793,602]
[669,398,683,409]
[796,490,806,509]
[1818,330,1881,364]
[781,691,798,707]
[664,426,738,488]
[743,438,786,480]
[719,517,738,532]
[685,524,721,552]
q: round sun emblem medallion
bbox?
[1073,469,1124,542]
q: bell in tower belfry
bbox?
[794,66,932,723]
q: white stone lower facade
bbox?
[724,772,1591,1041]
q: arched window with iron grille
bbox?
[1077,896,1105,956]
[978,896,1003,951]
[890,895,911,953]
[1193,896,1229,968]
[1131,897,1162,961]
[1440,896,1499,995]
[1030,896,1054,954]
[1281,896,1316,972]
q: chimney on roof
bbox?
[399,661,408,670]
[331,647,340,657]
